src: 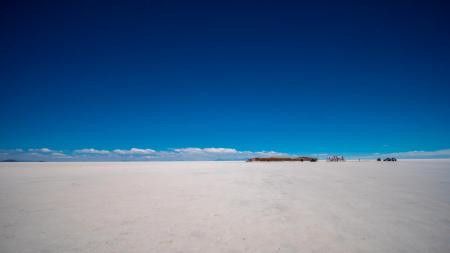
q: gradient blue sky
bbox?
[1,0,450,159]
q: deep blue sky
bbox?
[1,0,450,155]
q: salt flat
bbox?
[0,160,449,253]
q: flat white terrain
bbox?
[0,160,449,253]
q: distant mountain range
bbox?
[1,159,47,162]
[1,159,19,162]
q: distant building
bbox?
[327,156,345,162]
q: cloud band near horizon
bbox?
[1,147,450,161]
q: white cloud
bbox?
[173,147,203,153]
[253,150,288,156]
[74,148,110,155]
[169,147,289,161]
[4,146,449,161]
[29,148,54,153]
[203,148,238,153]
[174,147,238,154]
[347,149,450,159]
[0,147,288,161]
[384,149,450,158]
[51,152,67,157]
[113,148,156,155]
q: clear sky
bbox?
[1,0,450,160]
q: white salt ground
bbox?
[0,160,449,253]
